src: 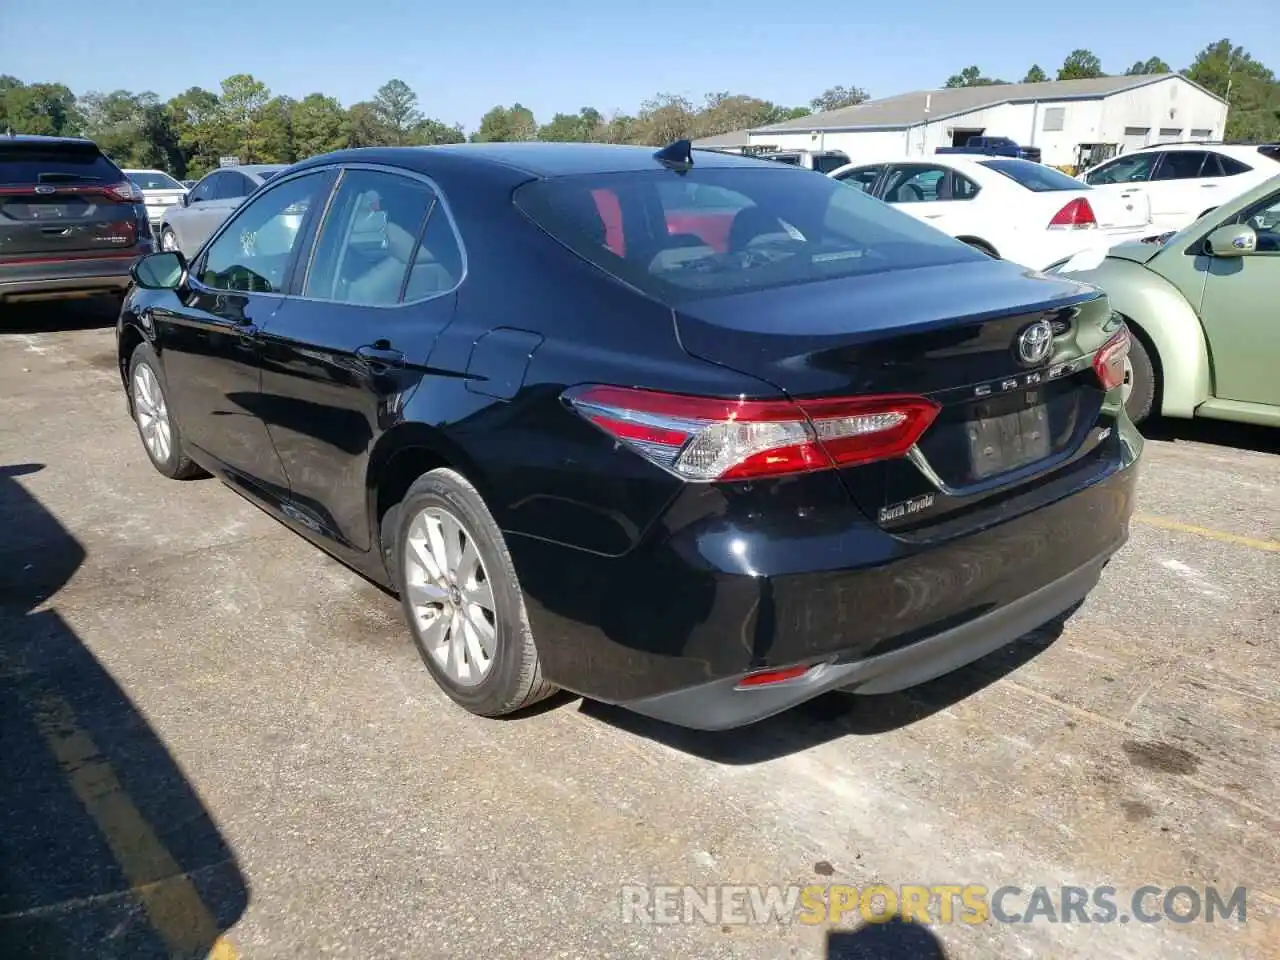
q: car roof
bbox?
[1,133,100,148]
[291,142,783,180]
[831,154,1001,173]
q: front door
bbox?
[1196,190,1280,407]
[256,166,465,551]
[155,168,334,497]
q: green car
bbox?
[1047,174,1280,427]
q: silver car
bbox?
[159,164,288,255]
[122,169,189,237]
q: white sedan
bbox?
[122,169,188,236]
[827,155,1153,270]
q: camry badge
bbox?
[1017,319,1054,366]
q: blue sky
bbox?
[1,0,1277,131]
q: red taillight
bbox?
[103,182,144,203]
[1048,197,1097,230]
[1093,327,1131,391]
[564,385,940,481]
[735,665,811,689]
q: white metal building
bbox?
[746,75,1228,168]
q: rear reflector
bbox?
[1048,197,1098,230]
[1093,326,1131,391]
[564,385,940,481]
[735,665,811,689]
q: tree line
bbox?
[2,39,1275,180]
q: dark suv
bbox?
[0,134,153,305]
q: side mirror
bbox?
[131,251,187,290]
[184,193,196,206]
[1205,223,1257,257]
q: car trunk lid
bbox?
[673,259,1119,528]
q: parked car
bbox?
[116,141,1141,731]
[828,155,1151,270]
[936,136,1042,163]
[1046,174,1280,427]
[1080,142,1280,234]
[123,168,188,237]
[159,164,287,255]
[0,134,153,305]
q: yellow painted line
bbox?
[29,688,238,960]
[1133,514,1280,553]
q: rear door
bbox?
[1147,150,1214,227]
[256,166,463,551]
[0,140,144,263]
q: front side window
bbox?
[515,166,983,302]
[882,166,951,203]
[188,175,218,202]
[833,165,884,195]
[1238,191,1280,253]
[199,171,328,293]
[1152,151,1209,181]
[1086,154,1156,185]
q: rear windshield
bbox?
[978,158,1086,192]
[514,166,983,301]
[1259,145,1280,164]
[127,170,183,190]
[0,143,122,186]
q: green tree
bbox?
[1023,65,1049,84]
[473,103,537,142]
[258,95,297,163]
[371,79,423,145]
[291,93,349,159]
[1125,57,1171,75]
[945,66,1007,88]
[1057,49,1105,81]
[632,94,696,145]
[697,93,796,137]
[0,81,81,136]
[537,107,603,142]
[216,73,271,161]
[411,118,466,145]
[1184,40,1280,141]
[809,85,867,112]
[346,101,391,147]
[165,86,222,177]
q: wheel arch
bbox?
[117,320,148,403]
[1092,264,1211,418]
[365,423,494,576]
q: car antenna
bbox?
[653,139,694,172]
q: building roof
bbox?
[752,74,1225,134]
[691,128,754,149]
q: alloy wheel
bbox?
[402,506,497,686]
[132,364,172,464]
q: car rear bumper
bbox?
[508,419,1141,730]
[0,248,149,302]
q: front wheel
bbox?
[394,468,557,717]
[1122,333,1157,425]
[129,344,204,479]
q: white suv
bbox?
[1081,143,1280,233]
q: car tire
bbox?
[394,467,557,717]
[128,343,204,480]
[1123,332,1157,426]
[160,226,179,253]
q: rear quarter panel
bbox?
[1058,257,1210,418]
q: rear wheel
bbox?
[129,343,204,479]
[1122,333,1157,425]
[394,468,557,717]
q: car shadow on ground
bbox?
[827,917,950,958]
[1,297,121,335]
[0,462,248,959]
[1141,415,1279,455]
[575,614,1067,764]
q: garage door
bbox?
[1123,127,1150,152]
[1157,127,1183,143]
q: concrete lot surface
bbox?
[1,300,1277,960]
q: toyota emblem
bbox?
[1016,319,1054,366]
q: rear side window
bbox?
[0,142,123,185]
[515,166,983,302]
[979,158,1086,192]
[1215,153,1254,175]
[1152,151,1209,180]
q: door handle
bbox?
[355,341,405,368]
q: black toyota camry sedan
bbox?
[116,141,1141,731]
